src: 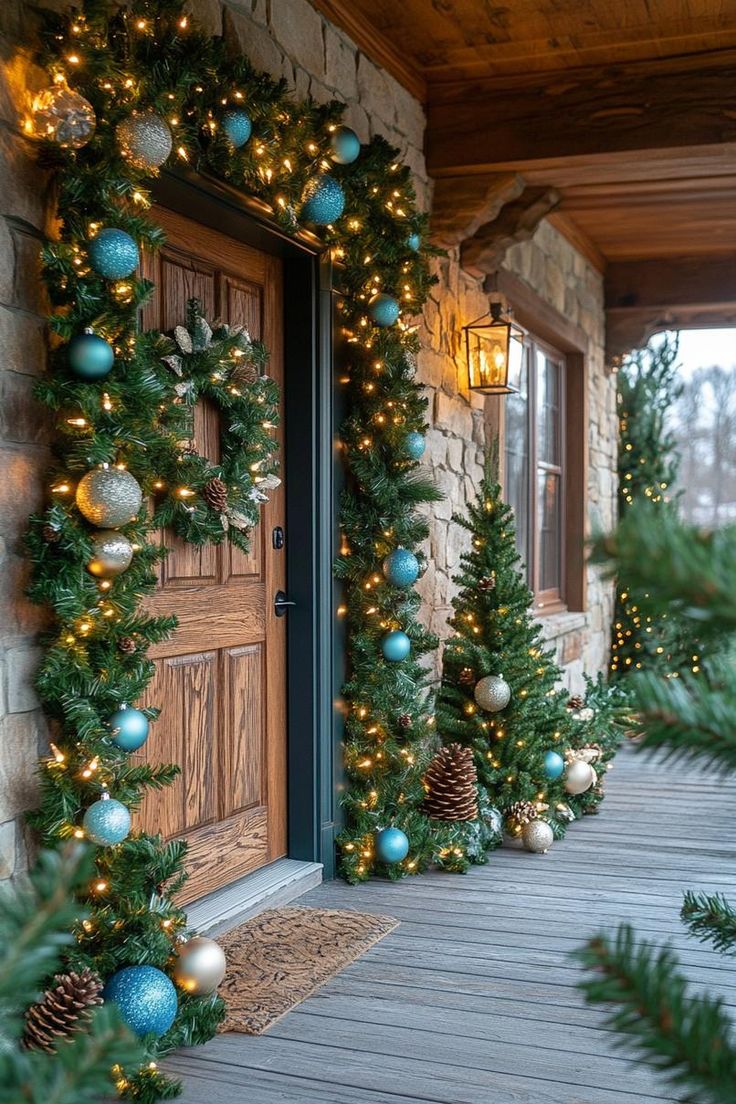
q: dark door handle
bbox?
[274,590,296,617]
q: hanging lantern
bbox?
[463,301,525,395]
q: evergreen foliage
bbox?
[0,845,143,1104]
[612,334,683,675]
[27,0,444,1093]
[579,502,736,1102]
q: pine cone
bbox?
[118,635,137,655]
[203,476,228,512]
[567,695,585,710]
[230,360,259,386]
[478,575,495,592]
[23,968,103,1053]
[424,743,478,822]
[506,799,538,828]
[397,714,412,729]
[458,667,475,686]
[43,524,62,543]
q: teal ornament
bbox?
[543,750,565,780]
[376,827,409,864]
[330,125,360,164]
[82,794,131,845]
[110,704,150,752]
[301,174,345,225]
[103,965,177,1039]
[87,229,139,280]
[68,329,114,380]
[368,293,400,327]
[382,548,419,588]
[407,232,421,252]
[382,630,411,662]
[404,431,426,460]
[222,110,252,148]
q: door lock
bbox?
[274,590,296,617]
[272,526,284,550]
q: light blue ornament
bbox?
[330,125,360,165]
[103,965,177,1039]
[543,750,565,781]
[82,795,131,846]
[407,232,421,252]
[301,174,345,225]
[368,292,400,327]
[382,630,411,662]
[383,548,419,588]
[221,110,252,148]
[87,229,139,280]
[404,431,426,460]
[375,826,409,864]
[68,330,114,380]
[110,704,150,752]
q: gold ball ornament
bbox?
[521,819,554,853]
[31,81,95,148]
[75,465,143,529]
[87,530,134,578]
[116,111,173,170]
[474,674,511,712]
[172,937,226,996]
[564,760,597,795]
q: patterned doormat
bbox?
[217,905,399,1034]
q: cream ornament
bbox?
[87,530,134,578]
[474,674,511,713]
[116,111,173,169]
[75,465,143,528]
[521,819,554,853]
[172,936,226,996]
[564,759,597,795]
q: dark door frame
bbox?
[152,168,339,877]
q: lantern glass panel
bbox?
[466,315,524,394]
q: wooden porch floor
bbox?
[168,745,735,1103]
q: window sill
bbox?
[536,609,587,642]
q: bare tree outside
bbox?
[670,359,736,526]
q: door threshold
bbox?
[185,858,323,937]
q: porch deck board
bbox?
[168,745,736,1102]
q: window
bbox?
[504,336,566,610]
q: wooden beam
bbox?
[461,187,560,275]
[486,269,589,356]
[546,212,607,275]
[427,53,736,175]
[309,0,426,102]
[430,172,525,248]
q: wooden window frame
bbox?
[529,338,567,612]
[489,270,589,617]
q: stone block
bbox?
[0,447,44,543]
[0,305,46,377]
[0,218,15,302]
[9,223,47,315]
[0,818,15,880]
[447,436,463,472]
[0,711,43,821]
[186,0,222,36]
[434,390,473,441]
[0,547,48,637]
[6,643,41,713]
[356,53,396,131]
[0,371,48,445]
[391,81,426,151]
[340,102,370,143]
[324,25,357,101]
[270,0,325,77]
[224,9,284,81]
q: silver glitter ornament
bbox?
[116,112,173,170]
[76,465,143,529]
[172,937,226,996]
[564,760,597,795]
[32,81,95,148]
[87,530,134,578]
[521,819,554,853]
[474,674,511,712]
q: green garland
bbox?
[24,0,451,1096]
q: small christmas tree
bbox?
[437,451,586,850]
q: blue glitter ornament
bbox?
[221,110,252,148]
[381,630,411,662]
[110,704,150,752]
[68,329,114,380]
[82,794,131,845]
[103,965,177,1038]
[375,827,409,864]
[407,232,421,252]
[87,229,139,280]
[330,125,360,164]
[301,174,345,225]
[543,750,565,781]
[368,292,400,327]
[382,548,419,588]
[404,431,426,460]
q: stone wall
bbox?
[0,0,616,879]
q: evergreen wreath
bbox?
[23,0,451,1097]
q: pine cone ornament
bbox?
[230,360,259,386]
[203,476,228,512]
[506,799,538,828]
[398,713,412,729]
[43,524,62,543]
[567,695,585,711]
[118,635,137,655]
[458,666,475,686]
[424,743,478,821]
[478,575,495,592]
[23,968,103,1053]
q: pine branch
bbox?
[682,892,736,956]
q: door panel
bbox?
[136,207,287,903]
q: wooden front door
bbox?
[138,208,287,904]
